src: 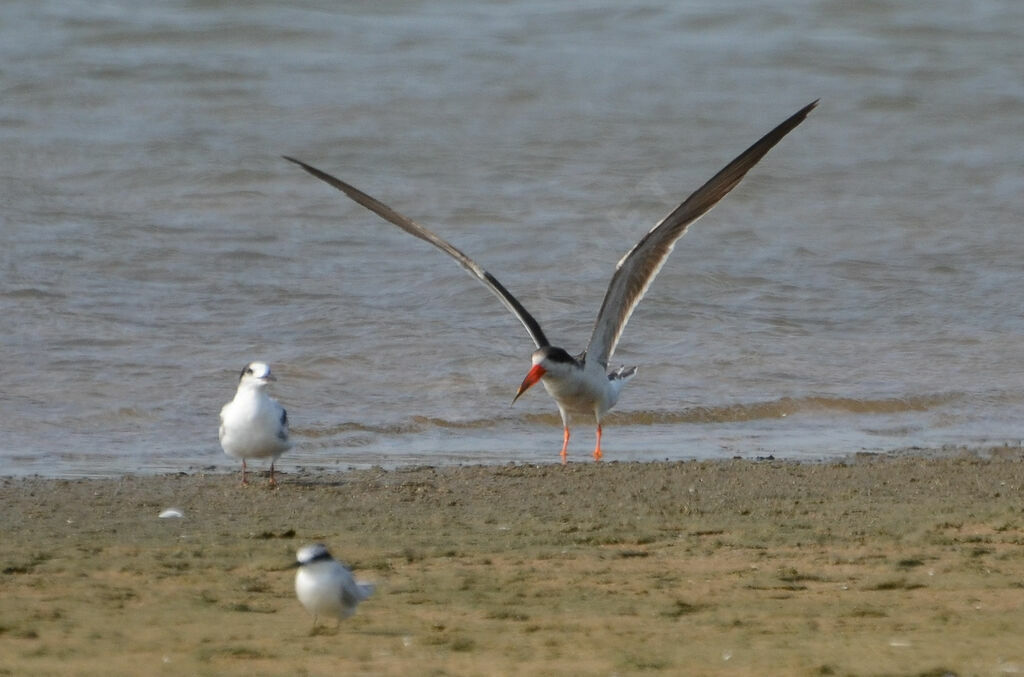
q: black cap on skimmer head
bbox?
[512,346,578,404]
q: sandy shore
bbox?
[2,450,1024,676]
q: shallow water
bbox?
[2,1,1022,477]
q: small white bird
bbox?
[294,544,375,631]
[218,361,291,486]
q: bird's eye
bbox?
[245,368,253,375]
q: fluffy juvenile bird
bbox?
[218,361,291,486]
[294,544,375,631]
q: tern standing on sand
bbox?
[218,361,291,486]
[286,100,816,463]
[293,544,375,631]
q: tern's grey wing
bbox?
[585,100,818,369]
[338,566,370,607]
[340,583,360,609]
[284,156,550,349]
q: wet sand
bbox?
[2,450,1023,676]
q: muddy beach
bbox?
[3,451,1024,676]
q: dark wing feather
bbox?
[585,100,818,368]
[340,585,359,608]
[278,409,288,441]
[284,156,550,349]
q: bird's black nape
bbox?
[539,346,579,366]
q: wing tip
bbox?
[282,155,311,171]
[796,99,820,120]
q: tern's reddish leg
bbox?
[559,427,570,465]
[592,424,603,461]
[240,459,249,486]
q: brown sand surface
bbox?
[2,451,1024,676]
